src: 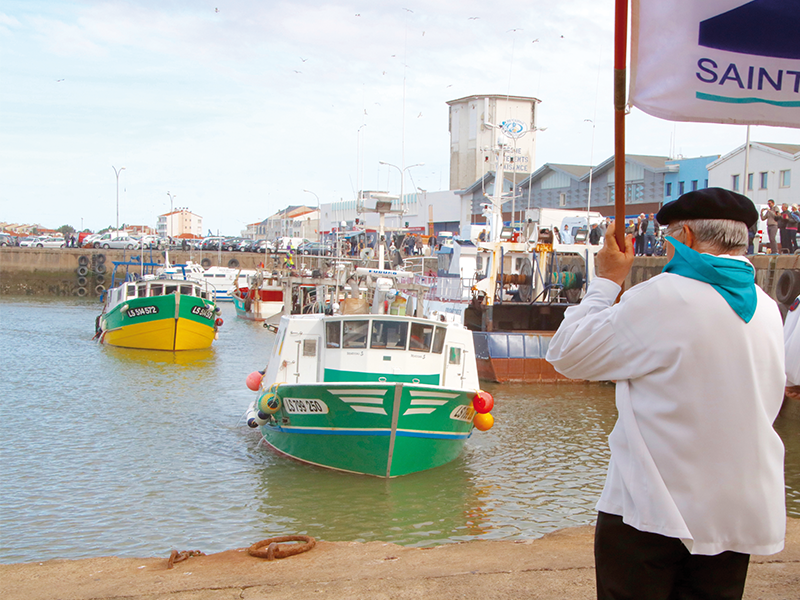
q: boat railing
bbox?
[411,274,475,302]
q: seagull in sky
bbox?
[355,13,360,16]
[507,28,522,33]
[532,38,539,43]
[403,8,413,12]
[215,7,219,12]
[468,16,479,20]
[293,70,302,74]
[56,79,64,82]
[417,112,422,118]
[300,57,308,62]
[446,84,452,88]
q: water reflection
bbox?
[103,346,216,366]
[251,456,490,546]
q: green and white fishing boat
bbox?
[244,276,496,478]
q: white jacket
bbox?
[786,296,800,386]
[546,273,786,555]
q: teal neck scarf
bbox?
[663,236,757,323]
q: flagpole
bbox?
[614,0,628,250]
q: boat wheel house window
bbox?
[409,323,435,351]
[326,321,341,348]
[150,284,163,297]
[449,346,462,365]
[342,320,368,349]
[371,320,409,350]
[180,285,193,296]
[432,327,446,354]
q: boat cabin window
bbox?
[165,284,178,295]
[370,320,408,351]
[126,284,137,297]
[326,321,341,348]
[449,346,462,365]
[409,323,435,352]
[342,320,368,349]
[138,284,147,297]
[150,284,163,297]
[180,284,193,296]
[432,327,446,354]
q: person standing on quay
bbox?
[546,188,786,600]
[761,199,780,253]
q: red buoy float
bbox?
[215,317,224,327]
[472,390,494,414]
[246,371,263,391]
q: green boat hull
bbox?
[258,382,476,477]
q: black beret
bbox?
[656,187,758,227]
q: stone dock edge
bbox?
[2,519,798,600]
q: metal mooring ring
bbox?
[247,535,316,560]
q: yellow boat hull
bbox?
[103,317,215,351]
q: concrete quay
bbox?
[2,519,798,600]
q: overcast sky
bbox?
[2,0,797,234]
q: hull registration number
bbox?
[284,397,329,415]
[126,306,158,318]
[191,306,214,320]
[450,404,475,422]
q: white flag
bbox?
[629,0,800,128]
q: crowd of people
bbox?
[759,200,800,254]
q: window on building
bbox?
[679,181,685,195]
[760,172,768,189]
[732,174,740,191]
[665,182,672,196]
[691,180,698,191]
[780,170,791,187]
[559,193,566,207]
[747,173,753,191]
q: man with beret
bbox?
[546,188,786,600]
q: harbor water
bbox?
[1,297,798,564]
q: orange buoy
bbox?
[473,412,494,431]
[246,371,263,391]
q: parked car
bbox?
[0,233,15,246]
[237,239,256,252]
[201,237,225,251]
[298,241,333,256]
[254,239,273,253]
[19,236,41,247]
[90,232,127,249]
[221,237,245,251]
[35,236,66,248]
[99,236,136,249]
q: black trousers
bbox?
[594,512,750,600]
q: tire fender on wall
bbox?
[776,270,800,304]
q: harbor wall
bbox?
[1,247,798,304]
[0,248,282,298]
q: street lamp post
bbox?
[112,166,125,232]
[303,189,320,241]
[166,191,176,238]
